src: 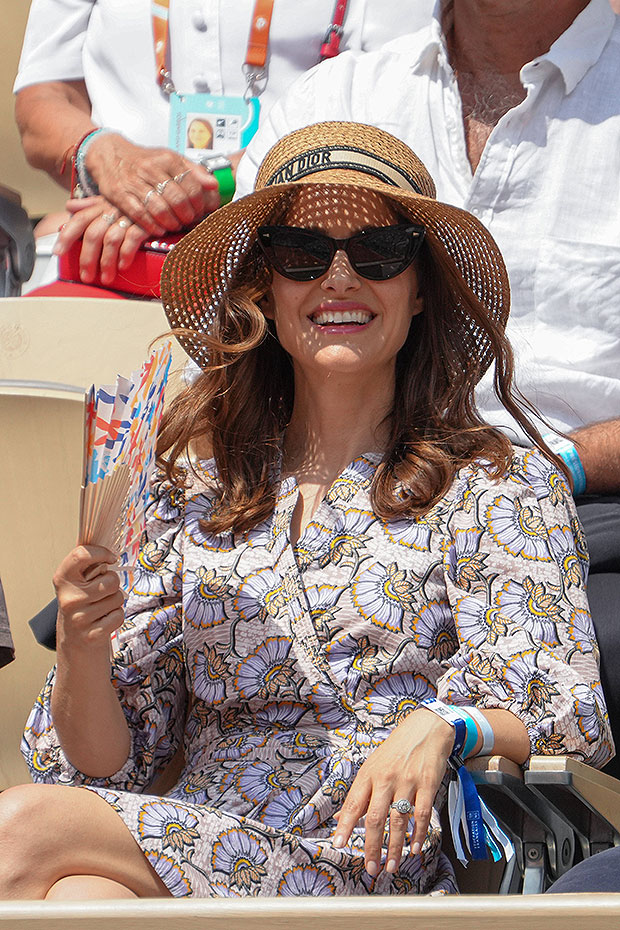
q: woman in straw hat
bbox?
[5,123,610,900]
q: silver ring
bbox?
[117,218,131,229]
[101,212,118,225]
[390,798,413,815]
[173,168,192,184]
[143,189,156,207]
[156,178,172,195]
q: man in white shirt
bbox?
[238,0,620,772]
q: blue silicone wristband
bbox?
[459,710,480,758]
[542,433,586,496]
[420,698,467,758]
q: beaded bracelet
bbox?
[75,127,117,197]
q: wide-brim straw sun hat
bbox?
[161,121,510,374]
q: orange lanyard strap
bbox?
[153,0,344,97]
[320,0,350,60]
[245,0,276,69]
[152,0,174,93]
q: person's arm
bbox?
[15,80,94,190]
[16,82,219,237]
[51,545,131,776]
[571,418,620,494]
[23,478,187,787]
[332,703,528,876]
[439,449,613,762]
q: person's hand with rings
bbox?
[54,196,150,285]
[52,133,223,284]
[82,132,220,234]
[331,706,455,876]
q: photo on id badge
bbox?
[170,93,260,163]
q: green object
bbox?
[214,165,236,205]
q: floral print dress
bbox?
[23,448,612,897]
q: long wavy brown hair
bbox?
[157,224,564,534]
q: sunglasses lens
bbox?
[259,228,332,281]
[348,226,422,280]
[258,224,425,281]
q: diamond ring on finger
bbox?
[390,798,413,815]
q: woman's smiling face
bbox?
[262,185,423,382]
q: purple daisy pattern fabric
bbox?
[23,449,612,896]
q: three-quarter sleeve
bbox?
[436,448,614,766]
[22,477,188,791]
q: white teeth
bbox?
[312,309,373,325]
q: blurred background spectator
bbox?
[0,579,15,670]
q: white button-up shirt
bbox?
[238,0,620,443]
[15,0,434,147]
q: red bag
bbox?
[58,234,184,299]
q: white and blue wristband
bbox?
[421,698,513,866]
[542,432,586,497]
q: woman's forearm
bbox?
[471,708,530,764]
[15,80,94,189]
[51,637,131,778]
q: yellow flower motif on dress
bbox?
[352,561,413,632]
[531,729,566,755]
[454,485,476,513]
[156,643,184,678]
[495,576,562,646]
[193,645,228,705]
[547,470,568,506]
[326,476,359,504]
[503,652,560,716]
[468,654,500,682]
[444,528,487,592]
[131,540,169,596]
[351,636,382,678]
[318,509,374,569]
[570,517,589,562]
[454,596,510,647]
[233,568,287,622]
[211,828,268,891]
[138,800,200,852]
[486,495,551,561]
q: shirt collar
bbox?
[421,0,616,95]
[539,0,616,95]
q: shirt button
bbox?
[193,75,211,92]
[192,10,207,30]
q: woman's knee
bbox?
[0,784,63,895]
[0,783,55,841]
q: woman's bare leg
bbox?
[46,876,138,899]
[0,784,172,900]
